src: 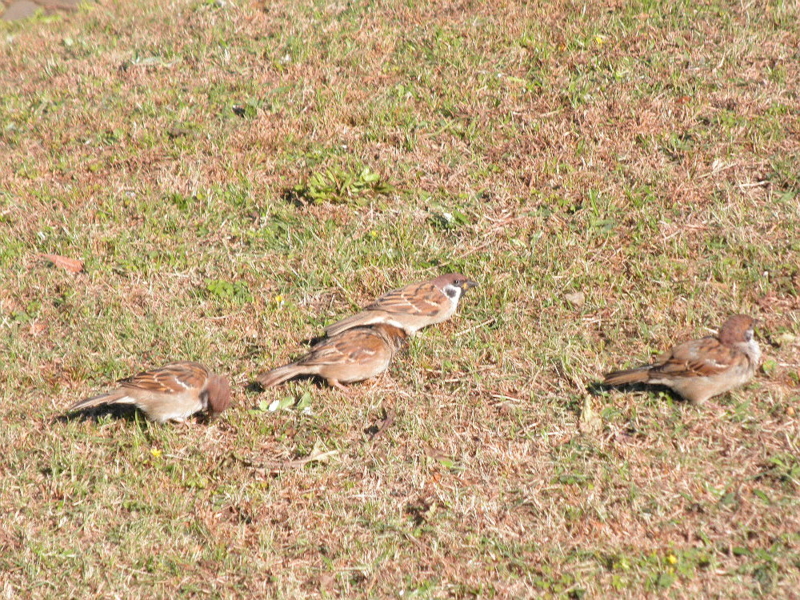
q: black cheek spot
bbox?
[445,287,458,299]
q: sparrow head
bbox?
[718,314,756,346]
[205,374,232,417]
[372,323,409,352]
[433,273,479,302]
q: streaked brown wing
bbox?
[367,282,445,317]
[121,361,208,394]
[301,331,383,367]
[651,338,732,378]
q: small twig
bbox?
[490,394,523,403]
[536,109,564,118]
[698,162,736,179]
[784,431,797,455]
[439,239,495,266]
[455,317,496,337]
[738,180,769,189]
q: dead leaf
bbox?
[579,396,602,435]
[773,332,797,346]
[41,253,83,273]
[302,440,338,465]
[29,321,47,336]
[367,408,395,441]
[423,444,450,462]
[565,291,585,307]
[318,574,336,594]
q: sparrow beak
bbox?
[461,280,479,291]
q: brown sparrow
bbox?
[68,362,232,423]
[325,273,478,337]
[257,324,408,391]
[603,314,760,404]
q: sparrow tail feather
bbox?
[256,364,303,388]
[69,390,133,412]
[603,367,651,386]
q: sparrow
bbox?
[257,323,408,391]
[603,314,760,405]
[325,273,478,337]
[68,362,232,423]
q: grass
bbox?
[1,0,799,597]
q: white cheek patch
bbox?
[444,285,461,300]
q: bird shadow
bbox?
[52,404,145,425]
[587,381,686,404]
[249,374,330,393]
[299,334,327,347]
[245,381,266,394]
[52,406,218,426]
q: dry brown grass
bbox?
[1,0,798,597]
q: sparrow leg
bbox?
[327,379,349,393]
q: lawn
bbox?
[1,0,798,597]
